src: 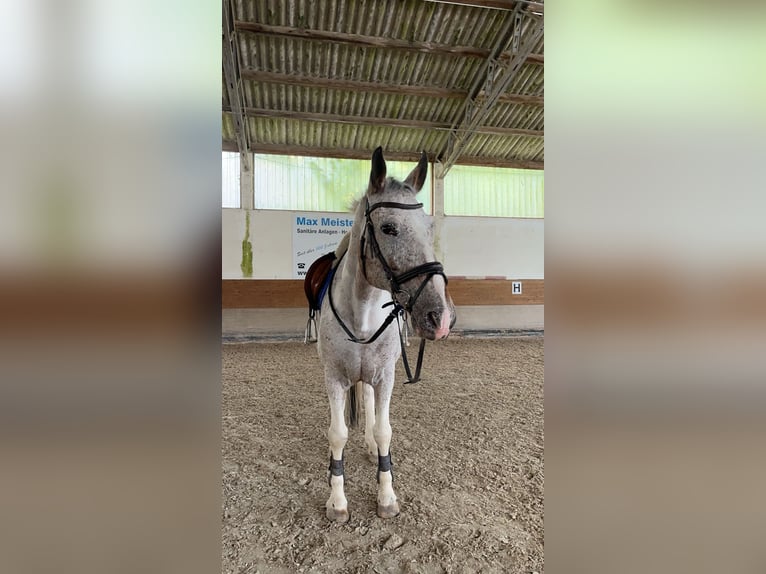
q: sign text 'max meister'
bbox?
[293,213,354,279]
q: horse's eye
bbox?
[380,223,398,236]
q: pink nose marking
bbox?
[434,311,451,339]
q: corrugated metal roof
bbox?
[223,0,544,169]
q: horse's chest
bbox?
[327,335,399,384]
[360,341,399,380]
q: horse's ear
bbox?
[404,151,428,193]
[369,147,387,194]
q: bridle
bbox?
[328,196,448,384]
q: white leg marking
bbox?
[326,384,349,522]
[363,383,377,463]
[374,384,399,517]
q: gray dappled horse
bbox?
[316,147,455,522]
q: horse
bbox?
[312,147,455,522]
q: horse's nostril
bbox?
[427,311,440,329]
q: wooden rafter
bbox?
[222,106,543,138]
[235,22,544,66]
[424,0,544,14]
[439,8,545,174]
[222,140,543,170]
[241,69,543,106]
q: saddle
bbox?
[304,233,350,343]
[304,251,336,312]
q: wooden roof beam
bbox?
[425,0,544,14]
[235,22,544,66]
[222,140,543,170]
[439,9,545,175]
[222,106,543,137]
[241,69,543,106]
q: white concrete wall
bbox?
[222,208,544,280]
[222,208,295,279]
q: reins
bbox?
[327,197,447,384]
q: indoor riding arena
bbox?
[222,1,544,572]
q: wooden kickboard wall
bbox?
[223,279,543,308]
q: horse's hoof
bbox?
[326,506,350,523]
[377,502,400,519]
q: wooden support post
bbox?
[240,152,253,210]
[433,171,446,263]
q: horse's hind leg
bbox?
[374,379,400,518]
[363,383,377,463]
[326,377,350,523]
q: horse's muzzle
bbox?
[418,307,452,340]
[433,310,451,340]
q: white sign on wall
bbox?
[293,212,355,279]
[512,281,522,294]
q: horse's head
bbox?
[359,147,456,341]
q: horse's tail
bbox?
[348,381,362,429]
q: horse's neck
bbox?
[336,230,390,336]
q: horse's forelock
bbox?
[350,177,414,213]
[383,178,415,195]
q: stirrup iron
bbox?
[304,310,318,344]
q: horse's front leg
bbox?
[374,379,400,518]
[363,382,377,463]
[326,377,349,523]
